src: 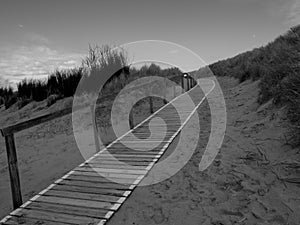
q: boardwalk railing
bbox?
[0,73,195,210]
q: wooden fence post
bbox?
[173,84,176,98]
[129,109,134,129]
[163,78,167,104]
[90,105,100,153]
[5,134,22,209]
[181,75,184,93]
[149,97,154,114]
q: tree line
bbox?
[0,45,182,110]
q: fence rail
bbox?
[0,73,195,210]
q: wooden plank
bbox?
[52,184,129,197]
[11,208,106,225]
[3,216,70,225]
[75,167,147,175]
[107,145,164,151]
[0,106,76,136]
[5,134,22,209]
[34,195,118,210]
[97,153,159,158]
[65,174,137,184]
[106,150,161,155]
[129,112,134,129]
[91,105,100,153]
[68,170,140,179]
[89,158,155,164]
[87,162,151,168]
[58,179,133,190]
[86,164,148,170]
[44,189,125,203]
[149,97,154,114]
[26,201,111,219]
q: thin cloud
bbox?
[288,0,300,25]
[0,45,83,88]
[24,33,51,45]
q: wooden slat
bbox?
[68,170,141,179]
[44,189,125,203]
[34,195,118,210]
[52,184,129,197]
[106,150,161,156]
[26,201,111,219]
[86,163,148,170]
[65,174,137,184]
[87,162,151,168]
[11,208,106,225]
[75,167,147,175]
[97,153,159,158]
[3,216,70,225]
[58,179,133,190]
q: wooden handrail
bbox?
[1,107,73,137]
[0,73,187,209]
[0,74,181,137]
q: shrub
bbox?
[47,94,62,107]
[209,24,300,145]
[17,98,32,109]
[0,96,4,105]
[5,94,17,109]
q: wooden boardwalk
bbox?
[0,82,205,225]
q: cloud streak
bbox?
[0,45,83,88]
[288,0,300,25]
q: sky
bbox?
[0,0,299,88]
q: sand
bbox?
[107,77,300,225]
[0,77,299,225]
[0,92,166,219]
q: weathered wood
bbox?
[86,163,148,170]
[149,97,154,114]
[11,208,106,224]
[90,156,156,162]
[1,107,73,137]
[26,201,111,219]
[58,179,132,190]
[163,78,168,105]
[66,174,137,184]
[129,110,134,129]
[90,104,100,153]
[5,134,22,209]
[53,184,129,196]
[173,85,176,98]
[44,189,125,203]
[2,216,70,225]
[181,75,184,93]
[76,167,147,175]
[35,195,118,210]
[98,153,159,158]
[87,161,151,167]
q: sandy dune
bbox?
[107,77,300,225]
[0,77,299,225]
